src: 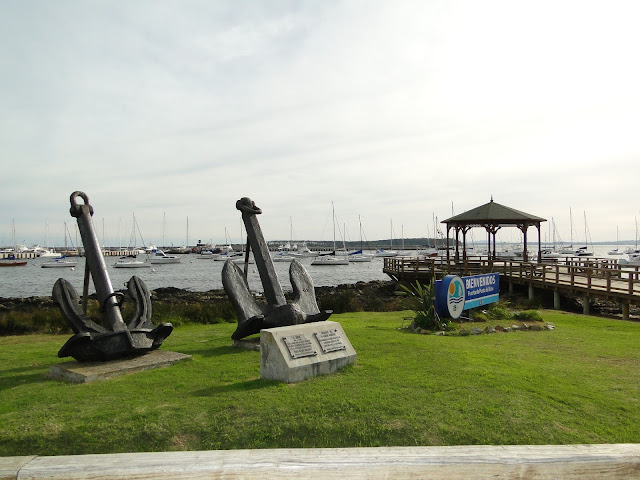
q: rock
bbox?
[435,331,445,336]
[511,325,521,331]
[529,324,544,331]
[471,328,483,335]
[484,326,496,334]
[494,325,504,332]
[459,329,470,336]
[504,327,513,332]
[545,323,556,330]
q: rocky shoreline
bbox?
[0,279,637,321]
[0,280,404,315]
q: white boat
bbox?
[311,202,349,266]
[214,251,243,261]
[272,252,295,262]
[149,249,181,264]
[196,250,217,259]
[113,255,150,268]
[348,250,372,262]
[619,250,640,266]
[374,249,398,257]
[290,245,317,257]
[41,257,77,268]
[311,252,349,266]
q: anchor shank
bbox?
[240,209,286,307]
[70,192,126,332]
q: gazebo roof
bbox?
[442,199,546,228]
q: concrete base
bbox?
[261,321,356,383]
[233,337,260,351]
[46,350,192,384]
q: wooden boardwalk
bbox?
[383,255,640,318]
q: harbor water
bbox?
[0,245,634,299]
[0,254,391,299]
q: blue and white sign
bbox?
[435,275,466,319]
[435,272,500,318]
[463,272,500,309]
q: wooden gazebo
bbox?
[442,199,546,263]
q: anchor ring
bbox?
[99,292,125,312]
[69,191,94,217]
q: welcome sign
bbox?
[463,272,500,309]
[435,272,500,319]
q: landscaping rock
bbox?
[471,328,483,335]
[459,329,470,336]
[484,326,496,334]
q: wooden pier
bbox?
[383,255,640,319]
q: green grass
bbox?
[1,310,639,456]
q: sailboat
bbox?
[312,203,349,265]
[273,217,295,262]
[608,226,623,255]
[558,208,576,255]
[113,214,151,268]
[374,220,399,257]
[575,212,593,256]
[0,220,27,267]
[349,215,372,262]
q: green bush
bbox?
[513,310,543,322]
[398,280,447,331]
[486,302,514,320]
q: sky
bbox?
[2,0,639,249]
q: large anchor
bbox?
[53,191,173,362]
[223,197,332,340]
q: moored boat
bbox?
[149,249,181,264]
[41,257,77,268]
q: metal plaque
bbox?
[314,329,346,354]
[282,334,317,359]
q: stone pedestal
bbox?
[47,350,192,383]
[260,321,356,383]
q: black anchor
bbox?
[53,191,173,362]
[223,197,332,340]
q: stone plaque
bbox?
[314,329,346,354]
[261,321,357,383]
[282,334,317,359]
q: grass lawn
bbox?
[1,310,639,456]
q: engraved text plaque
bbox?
[282,334,317,359]
[314,329,346,354]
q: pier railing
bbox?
[383,255,640,303]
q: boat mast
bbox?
[332,201,336,253]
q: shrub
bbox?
[397,280,447,331]
[513,310,543,322]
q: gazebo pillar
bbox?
[522,223,529,263]
[537,224,542,263]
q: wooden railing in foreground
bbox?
[383,256,640,304]
[2,444,639,479]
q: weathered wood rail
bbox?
[384,255,640,317]
[2,444,639,479]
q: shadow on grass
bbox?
[192,378,279,396]
[0,367,49,389]
[178,345,258,357]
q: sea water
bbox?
[0,245,634,299]
[0,254,391,299]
